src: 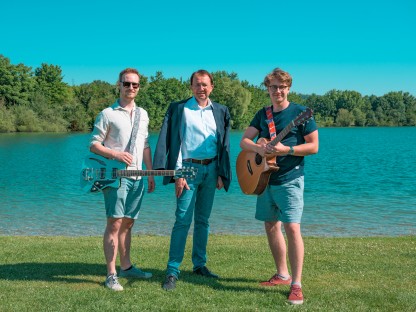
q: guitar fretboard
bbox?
[269,108,312,147]
[269,121,294,146]
[116,170,177,177]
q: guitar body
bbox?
[80,154,197,193]
[236,150,279,195]
[80,155,126,193]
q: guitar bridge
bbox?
[81,168,93,181]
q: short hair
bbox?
[190,69,214,85]
[118,68,140,82]
[263,68,292,87]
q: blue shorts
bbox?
[255,176,304,223]
[103,178,144,219]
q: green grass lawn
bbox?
[0,235,415,311]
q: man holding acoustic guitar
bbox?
[238,68,319,305]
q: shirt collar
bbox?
[187,96,212,110]
[112,100,137,112]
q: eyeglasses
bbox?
[268,85,288,92]
[192,83,211,89]
[121,81,140,89]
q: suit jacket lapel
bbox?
[211,102,222,138]
[177,100,186,142]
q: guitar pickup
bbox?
[98,168,106,179]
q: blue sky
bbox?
[1,0,415,96]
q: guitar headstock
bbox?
[294,108,313,126]
[175,167,198,179]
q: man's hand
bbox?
[114,151,133,166]
[175,177,190,198]
[147,176,155,193]
[216,176,224,190]
[265,142,289,156]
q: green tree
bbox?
[240,81,269,129]
[381,92,407,126]
[318,94,336,121]
[288,92,306,105]
[31,63,74,131]
[403,92,416,125]
[34,63,71,105]
[304,94,333,126]
[369,92,407,126]
[12,105,42,132]
[0,55,34,107]
[336,108,355,127]
[365,95,380,126]
[352,107,367,126]
[63,98,90,131]
[73,80,118,128]
[0,99,16,132]
[339,91,364,111]
[210,71,251,129]
[137,72,191,130]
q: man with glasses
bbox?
[89,68,155,291]
[153,69,231,291]
[239,68,319,305]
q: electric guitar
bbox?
[236,108,313,195]
[80,154,197,193]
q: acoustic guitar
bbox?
[236,108,313,195]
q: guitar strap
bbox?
[126,106,141,154]
[265,106,276,139]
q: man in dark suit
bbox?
[153,69,231,291]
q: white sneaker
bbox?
[105,274,123,291]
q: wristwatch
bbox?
[288,146,295,156]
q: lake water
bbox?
[0,128,415,237]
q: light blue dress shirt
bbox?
[175,97,218,169]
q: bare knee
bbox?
[283,223,301,239]
[121,218,135,230]
[106,218,123,235]
[264,221,282,234]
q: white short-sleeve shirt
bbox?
[90,101,149,173]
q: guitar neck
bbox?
[269,120,295,146]
[116,170,177,177]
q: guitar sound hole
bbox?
[255,153,263,166]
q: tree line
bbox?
[1,55,415,133]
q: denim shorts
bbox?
[103,178,144,219]
[255,176,304,223]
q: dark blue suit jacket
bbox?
[153,97,232,191]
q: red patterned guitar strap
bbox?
[265,106,276,139]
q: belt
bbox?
[183,156,217,165]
